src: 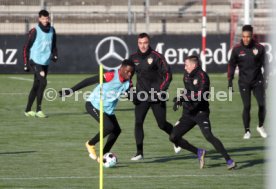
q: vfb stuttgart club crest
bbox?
[147,57,153,64]
[253,48,258,55]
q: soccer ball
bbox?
[103,152,117,168]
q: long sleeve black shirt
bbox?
[129,47,172,95]
[228,39,266,85]
[182,66,210,115]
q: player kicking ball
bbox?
[61,60,134,161]
[170,55,236,170]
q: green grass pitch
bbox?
[0,73,266,189]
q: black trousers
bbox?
[135,101,173,155]
[170,111,231,161]
[86,102,121,154]
[239,81,266,132]
[25,62,48,112]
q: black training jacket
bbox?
[228,39,266,85]
[129,47,172,96]
[182,66,210,115]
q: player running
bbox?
[171,55,236,170]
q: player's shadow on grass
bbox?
[130,154,196,164]
[115,108,135,112]
[206,146,265,160]
[234,159,265,169]
[207,159,264,170]
[47,112,87,117]
[132,145,265,167]
[114,164,129,168]
[204,146,265,170]
[0,150,36,155]
[225,146,265,153]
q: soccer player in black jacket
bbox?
[171,55,236,169]
[228,25,267,139]
[129,33,174,160]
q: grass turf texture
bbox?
[0,74,266,189]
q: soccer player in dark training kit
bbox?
[85,60,135,161]
[23,10,58,118]
[170,55,236,169]
[128,33,175,160]
[228,25,267,139]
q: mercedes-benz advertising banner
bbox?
[0,34,273,73]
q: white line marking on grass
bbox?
[8,77,51,83]
[8,77,33,82]
[0,93,27,95]
[0,174,266,180]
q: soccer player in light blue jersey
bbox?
[83,60,135,161]
[23,10,58,118]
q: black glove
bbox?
[24,64,30,72]
[228,80,234,92]
[52,55,58,63]
[173,96,184,111]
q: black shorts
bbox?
[30,60,48,77]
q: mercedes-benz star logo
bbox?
[95,36,129,70]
